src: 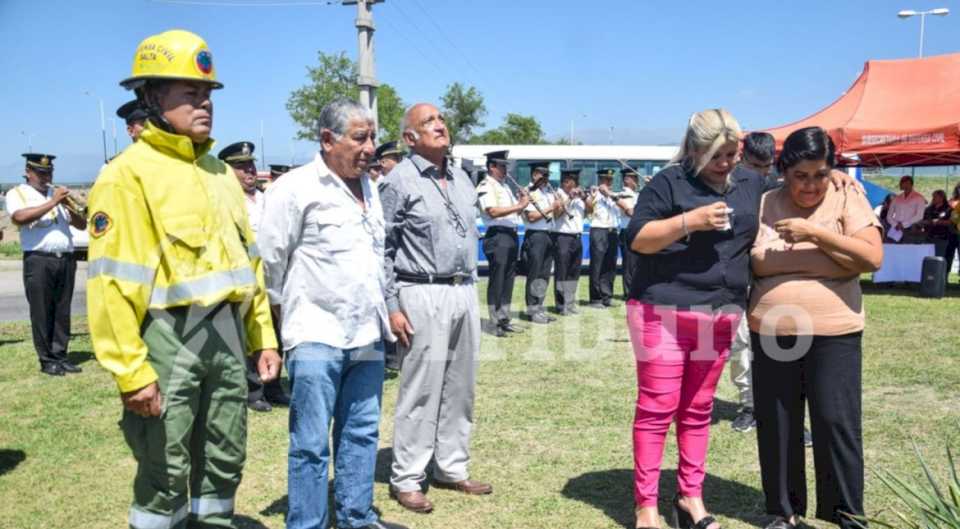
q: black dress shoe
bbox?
[499,321,523,333]
[40,364,65,377]
[248,399,273,412]
[764,517,799,529]
[265,392,291,407]
[58,361,82,374]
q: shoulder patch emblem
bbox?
[91,211,113,238]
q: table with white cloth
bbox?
[872,243,936,283]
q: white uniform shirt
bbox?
[4,184,74,253]
[245,190,266,234]
[477,176,520,228]
[551,189,586,234]
[886,191,926,228]
[523,188,555,231]
[589,190,619,229]
[617,188,639,230]
[257,153,390,352]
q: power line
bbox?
[386,0,465,76]
[377,3,450,79]
[408,0,484,78]
[149,0,339,6]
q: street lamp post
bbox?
[569,113,587,145]
[898,8,949,57]
[20,131,36,152]
[83,90,109,163]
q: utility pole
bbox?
[344,0,383,131]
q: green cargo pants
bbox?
[122,302,248,529]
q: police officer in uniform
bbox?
[551,169,589,315]
[521,162,558,324]
[218,141,291,412]
[375,141,405,176]
[87,30,280,528]
[269,163,291,180]
[116,100,149,142]
[617,167,641,297]
[587,168,621,307]
[5,154,86,376]
[477,150,529,337]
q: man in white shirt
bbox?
[5,153,86,376]
[477,150,529,337]
[586,168,621,308]
[886,175,927,243]
[616,168,641,297]
[551,169,590,315]
[521,163,559,324]
[257,99,407,529]
[218,141,290,412]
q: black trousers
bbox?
[751,331,865,528]
[935,234,959,282]
[483,226,518,324]
[553,233,582,310]
[247,315,286,402]
[23,252,76,368]
[619,229,638,298]
[521,230,555,315]
[588,227,618,303]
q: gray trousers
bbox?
[390,281,481,492]
[729,315,754,409]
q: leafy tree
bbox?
[287,50,405,143]
[470,113,547,145]
[441,83,486,144]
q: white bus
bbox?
[451,144,679,189]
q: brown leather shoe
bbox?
[389,488,434,513]
[433,479,493,495]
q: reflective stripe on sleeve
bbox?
[88,257,156,285]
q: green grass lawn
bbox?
[0,278,958,528]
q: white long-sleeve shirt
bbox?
[886,191,926,228]
[257,153,390,351]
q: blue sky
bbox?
[1,0,958,182]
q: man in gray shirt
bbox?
[380,103,492,514]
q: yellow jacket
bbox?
[87,122,277,393]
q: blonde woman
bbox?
[623,110,855,529]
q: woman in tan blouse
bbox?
[748,127,882,529]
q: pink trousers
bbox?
[626,301,738,507]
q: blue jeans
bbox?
[286,341,384,529]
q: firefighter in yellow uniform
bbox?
[86,29,281,529]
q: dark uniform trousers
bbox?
[750,331,865,529]
[23,252,76,368]
[246,315,286,402]
[588,227,618,303]
[553,233,582,310]
[620,229,639,297]
[521,230,554,315]
[483,226,518,324]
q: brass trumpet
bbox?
[62,192,87,217]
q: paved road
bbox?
[0,266,87,322]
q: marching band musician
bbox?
[521,162,559,324]
[551,168,590,315]
[586,168,621,308]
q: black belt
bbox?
[485,226,517,234]
[590,226,618,231]
[397,273,469,285]
[24,250,71,259]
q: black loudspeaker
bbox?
[920,256,946,298]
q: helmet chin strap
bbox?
[136,83,176,135]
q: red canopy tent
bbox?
[764,53,960,167]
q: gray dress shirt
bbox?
[380,153,479,313]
